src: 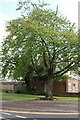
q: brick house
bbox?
[0,82,15,93]
[32,73,80,95]
[0,79,66,95]
[0,71,80,95]
[0,81,27,93]
[66,71,80,93]
[66,78,80,93]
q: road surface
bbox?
[0,110,79,120]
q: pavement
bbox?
[1,100,79,113]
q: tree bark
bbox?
[44,77,53,100]
[24,77,31,93]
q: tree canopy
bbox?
[1,1,79,99]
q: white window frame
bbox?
[68,83,72,91]
[75,83,78,92]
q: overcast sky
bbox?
[0,0,79,44]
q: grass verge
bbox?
[0,92,43,100]
[0,92,79,102]
[56,96,78,102]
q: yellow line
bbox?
[0,109,79,115]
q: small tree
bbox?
[2,1,78,99]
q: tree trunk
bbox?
[44,78,53,100]
[24,77,31,93]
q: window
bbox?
[75,83,78,92]
[68,83,72,91]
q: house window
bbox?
[75,83,78,92]
[68,83,72,91]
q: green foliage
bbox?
[55,75,68,82]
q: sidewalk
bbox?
[1,100,79,113]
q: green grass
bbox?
[56,96,78,102]
[0,92,44,100]
[0,92,79,102]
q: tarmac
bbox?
[1,100,79,113]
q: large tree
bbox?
[2,1,78,99]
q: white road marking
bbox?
[3,112,11,115]
[0,116,4,119]
[15,115,27,118]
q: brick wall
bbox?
[0,77,80,95]
[52,81,66,95]
[32,77,66,95]
[0,82,15,93]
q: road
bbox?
[2,100,78,113]
[1,100,79,120]
[0,110,79,120]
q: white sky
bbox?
[0,0,79,45]
[0,12,10,39]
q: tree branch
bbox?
[55,63,75,77]
[54,62,74,76]
[43,51,48,69]
[40,37,51,65]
